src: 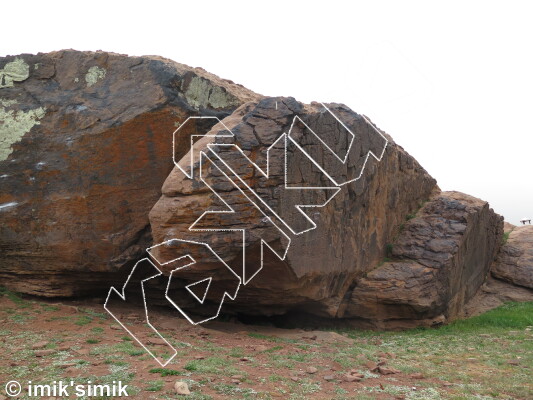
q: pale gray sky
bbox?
[3,0,532,224]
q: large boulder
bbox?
[148,98,438,319]
[347,191,503,329]
[1,51,512,329]
[492,225,533,289]
[0,50,259,296]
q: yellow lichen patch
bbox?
[0,58,30,88]
[0,99,46,161]
[185,76,240,110]
[85,66,106,87]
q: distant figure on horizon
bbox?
[520,218,531,225]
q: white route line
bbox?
[287,104,389,187]
[163,238,242,325]
[185,277,212,304]
[191,150,292,285]
[105,102,388,365]
[173,116,234,179]
[104,257,178,367]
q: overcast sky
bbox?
[3,0,532,224]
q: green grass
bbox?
[385,243,394,258]
[149,367,188,377]
[247,332,281,342]
[417,301,533,334]
[40,304,60,312]
[184,357,240,375]
[75,315,93,326]
[340,302,533,399]
[0,286,31,308]
[229,346,245,358]
[1,283,532,400]
[145,379,164,391]
[79,308,108,320]
[343,302,533,340]
[502,230,512,245]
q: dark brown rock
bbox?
[148,97,437,319]
[1,51,516,330]
[347,191,503,328]
[0,50,259,296]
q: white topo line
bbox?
[105,103,388,365]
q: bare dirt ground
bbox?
[0,291,531,399]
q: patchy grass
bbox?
[149,367,188,377]
[342,302,533,399]
[1,286,532,399]
[145,379,164,391]
[0,286,31,307]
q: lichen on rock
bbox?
[85,66,106,87]
[0,100,46,161]
[185,75,241,110]
[0,58,30,88]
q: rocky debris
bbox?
[174,381,190,395]
[365,361,379,372]
[34,349,55,357]
[306,366,318,374]
[31,341,49,349]
[58,362,77,369]
[149,97,437,320]
[146,337,167,346]
[378,366,400,375]
[347,191,503,328]
[252,329,352,344]
[323,375,335,381]
[342,372,364,382]
[0,50,259,297]
[491,225,533,289]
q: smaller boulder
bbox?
[174,381,190,396]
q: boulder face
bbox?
[492,225,533,289]
[148,97,438,319]
[347,191,504,328]
[1,50,518,329]
[0,50,259,296]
